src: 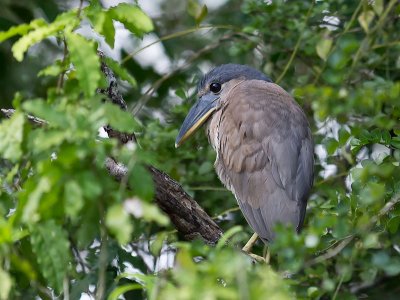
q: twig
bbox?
[95,202,108,300]
[275,1,315,84]
[306,235,354,266]
[77,0,84,18]
[56,36,68,92]
[305,194,400,267]
[1,108,47,125]
[131,32,234,116]
[332,272,345,300]
[121,25,235,65]
[312,1,363,84]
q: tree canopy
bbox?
[0,0,400,299]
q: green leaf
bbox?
[108,3,153,37]
[104,56,137,87]
[338,127,351,145]
[0,111,24,162]
[196,5,208,25]
[325,137,339,155]
[129,164,154,201]
[359,182,385,205]
[198,161,213,175]
[103,102,141,132]
[30,220,71,293]
[316,38,332,61]
[388,216,400,234]
[38,60,63,77]
[22,177,51,223]
[23,99,68,127]
[125,198,169,226]
[102,12,116,48]
[0,18,46,43]
[372,0,384,16]
[216,226,242,249]
[64,180,84,218]
[65,32,102,97]
[187,0,208,25]
[106,204,133,245]
[12,12,76,61]
[150,232,168,256]
[85,2,116,48]
[108,284,143,300]
[175,88,186,100]
[358,10,375,33]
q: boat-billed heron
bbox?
[175,64,313,252]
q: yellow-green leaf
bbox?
[0,267,12,300]
[316,38,333,61]
[102,102,141,132]
[0,111,25,162]
[358,10,375,33]
[372,0,384,16]
[106,204,133,245]
[0,18,46,43]
[12,11,76,61]
[66,32,101,97]
[85,3,116,48]
[108,3,153,37]
[30,220,70,293]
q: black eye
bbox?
[209,82,221,93]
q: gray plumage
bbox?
[178,64,314,241]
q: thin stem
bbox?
[315,171,348,186]
[190,186,228,191]
[276,1,315,84]
[312,1,363,84]
[56,36,68,93]
[63,276,70,300]
[77,0,84,18]
[121,25,235,65]
[213,206,240,220]
[96,203,108,300]
[130,32,234,115]
[332,273,345,300]
[347,0,398,80]
[305,194,400,267]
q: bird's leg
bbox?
[242,233,266,263]
[242,233,259,253]
[264,246,271,264]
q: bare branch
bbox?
[1,108,47,126]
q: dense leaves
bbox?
[0,0,400,299]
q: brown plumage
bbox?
[176,64,314,242]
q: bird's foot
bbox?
[242,233,269,264]
[242,233,259,253]
[246,252,266,263]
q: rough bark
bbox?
[104,157,222,244]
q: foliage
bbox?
[0,0,400,299]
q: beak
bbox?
[175,93,219,147]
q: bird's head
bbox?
[175,64,272,147]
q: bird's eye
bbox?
[209,82,222,94]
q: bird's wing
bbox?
[215,80,313,241]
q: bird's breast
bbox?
[206,108,237,194]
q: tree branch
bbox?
[1,54,223,245]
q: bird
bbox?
[175,64,313,257]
